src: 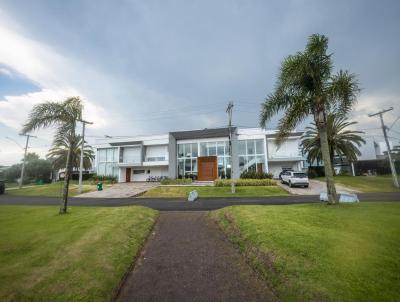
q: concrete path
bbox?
[76,182,159,198]
[1,193,399,210]
[278,179,359,195]
[116,212,277,302]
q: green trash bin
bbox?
[97,182,103,191]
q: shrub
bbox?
[160,178,192,185]
[307,166,325,178]
[214,179,276,187]
[240,171,273,179]
[89,175,117,184]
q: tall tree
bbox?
[22,97,83,214]
[260,34,359,204]
[47,134,94,171]
[301,113,366,171]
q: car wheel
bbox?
[304,185,309,188]
[289,181,292,188]
[281,179,284,184]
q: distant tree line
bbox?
[3,153,52,184]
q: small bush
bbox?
[307,166,325,178]
[214,179,276,187]
[240,171,273,179]
[160,178,193,185]
[89,175,117,184]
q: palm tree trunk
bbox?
[59,143,72,214]
[318,125,337,204]
[330,147,336,175]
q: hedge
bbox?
[240,171,273,179]
[214,179,277,187]
[160,178,193,185]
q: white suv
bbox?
[281,171,309,188]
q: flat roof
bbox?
[170,127,234,140]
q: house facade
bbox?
[95,127,305,182]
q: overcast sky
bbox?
[1,0,400,165]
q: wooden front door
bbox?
[126,168,131,182]
[197,156,218,181]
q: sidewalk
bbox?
[116,212,277,302]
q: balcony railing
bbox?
[145,156,166,162]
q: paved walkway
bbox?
[277,179,359,195]
[76,182,158,198]
[116,212,277,302]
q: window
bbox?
[238,139,265,173]
[192,143,198,157]
[200,143,207,156]
[177,140,231,179]
[256,140,264,154]
[133,170,145,174]
[207,142,217,156]
[238,140,246,155]
[247,141,255,155]
[217,142,225,156]
[97,147,118,177]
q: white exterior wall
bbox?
[131,166,168,181]
[145,145,168,160]
[267,139,301,159]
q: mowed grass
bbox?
[6,181,104,197]
[142,185,288,198]
[317,175,400,192]
[0,205,158,302]
[212,202,400,301]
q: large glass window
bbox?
[177,140,231,179]
[97,147,118,177]
[177,143,199,179]
[238,139,265,173]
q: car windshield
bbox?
[293,173,307,178]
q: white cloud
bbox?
[0,67,13,77]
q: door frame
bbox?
[126,168,131,182]
[197,156,218,181]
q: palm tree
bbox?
[260,34,360,204]
[301,114,366,172]
[22,97,83,213]
[47,134,94,171]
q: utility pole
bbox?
[226,101,235,193]
[77,119,93,194]
[369,107,399,188]
[19,134,37,189]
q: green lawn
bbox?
[0,205,158,302]
[5,181,105,197]
[212,202,400,301]
[317,175,400,192]
[142,185,288,198]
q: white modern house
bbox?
[95,127,305,182]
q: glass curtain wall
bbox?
[97,148,119,177]
[177,143,198,179]
[177,141,231,179]
[238,139,265,173]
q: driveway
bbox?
[116,212,277,302]
[278,179,359,195]
[76,182,159,198]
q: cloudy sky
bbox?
[1,0,400,165]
